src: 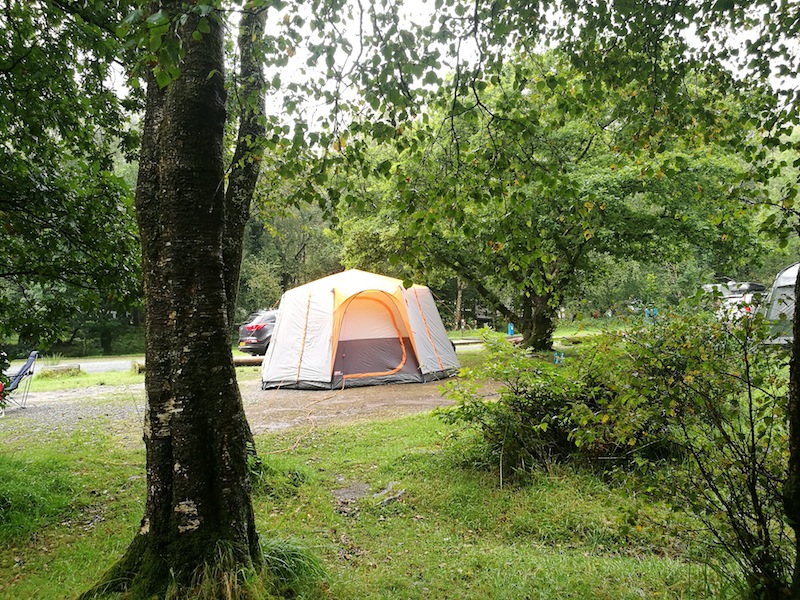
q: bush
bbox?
[621,309,791,598]
[438,332,672,479]
[441,306,793,597]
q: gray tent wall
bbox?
[764,262,798,343]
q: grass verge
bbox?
[253,415,716,599]
[1,400,716,598]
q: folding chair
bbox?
[0,351,38,418]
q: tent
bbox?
[261,270,460,389]
[763,262,798,343]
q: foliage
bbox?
[441,345,575,477]
[568,254,714,317]
[63,311,144,356]
[621,305,792,597]
[340,52,764,350]
[0,1,142,345]
[442,305,794,597]
[236,202,342,321]
[439,332,673,479]
[158,538,325,600]
[3,0,794,595]
[260,538,327,598]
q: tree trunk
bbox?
[786,267,800,597]
[454,277,464,330]
[81,6,260,597]
[521,293,556,351]
[223,7,268,328]
[100,328,113,355]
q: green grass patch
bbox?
[454,346,489,371]
[254,414,717,599]
[0,453,76,541]
[1,388,716,599]
[447,319,627,343]
[26,364,262,393]
[28,369,145,392]
[0,420,145,598]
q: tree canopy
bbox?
[339,52,766,347]
[0,0,141,345]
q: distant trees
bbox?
[236,203,342,320]
[0,1,141,346]
[341,54,763,348]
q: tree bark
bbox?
[223,6,268,328]
[454,277,464,330]
[81,6,260,597]
[786,266,800,597]
[520,293,556,351]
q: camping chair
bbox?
[0,351,38,418]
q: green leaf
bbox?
[154,67,173,88]
[146,9,166,25]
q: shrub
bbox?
[438,332,672,479]
[620,309,791,597]
[441,306,793,597]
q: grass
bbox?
[448,318,628,341]
[0,418,146,598]
[22,362,263,394]
[252,416,714,599]
[0,453,76,540]
[0,349,719,599]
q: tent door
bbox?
[333,293,420,383]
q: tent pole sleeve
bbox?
[412,288,445,371]
[295,291,313,384]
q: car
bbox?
[237,309,279,355]
[702,281,766,320]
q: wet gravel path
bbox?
[0,378,466,439]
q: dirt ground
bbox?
[4,377,487,436]
[240,378,461,434]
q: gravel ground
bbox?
[0,377,479,440]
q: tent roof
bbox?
[774,263,799,288]
[286,269,409,299]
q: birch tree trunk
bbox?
[81,5,260,597]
